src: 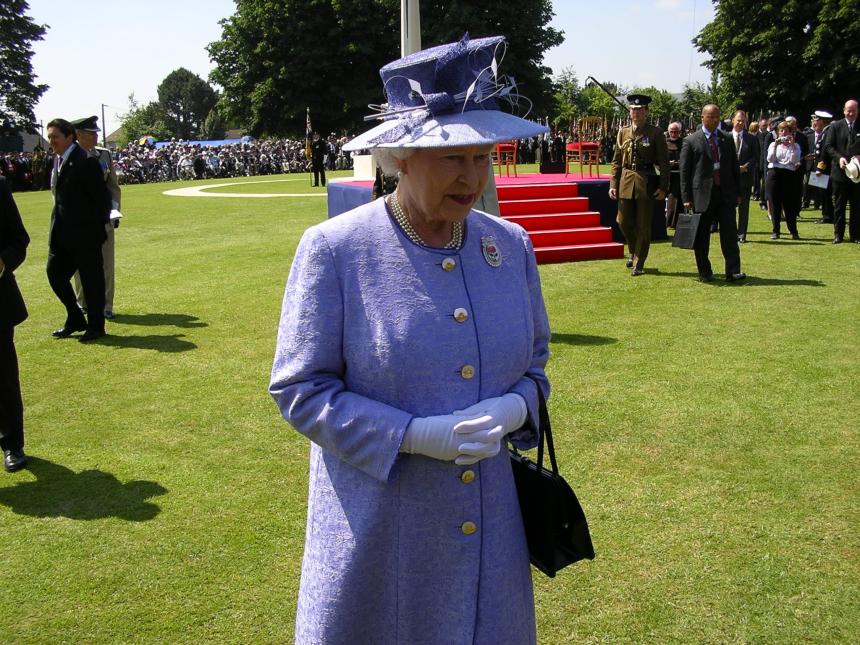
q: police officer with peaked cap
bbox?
[70,115,121,319]
[610,94,670,276]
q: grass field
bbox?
[1,168,858,643]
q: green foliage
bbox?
[694,0,859,117]
[201,102,228,140]
[626,86,681,127]
[0,0,47,133]
[552,67,580,129]
[208,0,562,136]
[118,94,171,147]
[2,174,858,641]
[578,82,626,119]
[156,67,218,140]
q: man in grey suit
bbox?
[823,99,860,243]
[730,110,759,243]
[680,104,746,282]
[71,116,122,318]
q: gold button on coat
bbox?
[453,308,468,323]
[460,365,475,379]
[461,470,475,483]
[461,521,477,535]
[441,257,457,272]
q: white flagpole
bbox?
[401,0,421,56]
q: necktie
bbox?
[50,155,58,195]
[708,133,721,186]
[735,132,740,153]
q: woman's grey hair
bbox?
[372,148,416,176]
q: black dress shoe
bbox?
[833,237,843,244]
[699,273,715,283]
[4,449,29,473]
[631,267,644,276]
[78,329,106,343]
[625,257,633,268]
[738,235,746,243]
[52,322,87,338]
[726,272,747,283]
[791,233,800,240]
[770,232,780,240]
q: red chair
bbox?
[565,141,600,177]
[494,141,518,177]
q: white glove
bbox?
[400,414,464,462]
[451,393,528,465]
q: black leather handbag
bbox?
[509,380,595,577]
[672,210,702,249]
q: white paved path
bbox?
[163,178,328,198]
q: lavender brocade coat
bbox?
[269,198,551,644]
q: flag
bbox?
[305,107,312,161]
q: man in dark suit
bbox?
[0,176,30,472]
[45,118,111,341]
[823,99,860,243]
[730,110,760,243]
[680,104,745,282]
[310,131,327,187]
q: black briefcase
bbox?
[672,211,702,249]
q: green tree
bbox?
[0,0,47,133]
[208,0,563,137]
[552,67,580,130]
[694,0,859,118]
[157,68,218,140]
[119,94,171,147]
[627,86,681,127]
[578,82,626,120]
[201,103,228,140]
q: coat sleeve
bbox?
[505,228,551,450]
[0,178,29,274]
[269,226,413,482]
[680,137,694,205]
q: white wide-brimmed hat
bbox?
[846,156,860,183]
[343,34,548,151]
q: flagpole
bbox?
[401,0,421,55]
[306,107,313,187]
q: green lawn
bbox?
[1,171,857,643]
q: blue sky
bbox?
[28,0,715,135]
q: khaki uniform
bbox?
[74,147,121,314]
[610,123,670,269]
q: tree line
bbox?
[2,0,857,146]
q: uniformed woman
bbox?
[270,36,551,644]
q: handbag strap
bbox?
[526,375,559,476]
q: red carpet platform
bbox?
[328,172,633,265]
[496,175,624,264]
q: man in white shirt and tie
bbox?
[731,110,759,243]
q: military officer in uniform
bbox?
[610,94,670,276]
[70,116,122,319]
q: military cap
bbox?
[627,94,652,108]
[71,115,100,132]
[811,110,833,120]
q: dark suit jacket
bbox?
[50,143,110,251]
[733,130,759,191]
[0,177,29,329]
[823,119,860,184]
[680,128,740,212]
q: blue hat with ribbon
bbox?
[343,34,548,151]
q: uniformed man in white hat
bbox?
[70,116,121,318]
[609,94,670,276]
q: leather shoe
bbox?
[770,233,780,240]
[833,237,843,244]
[699,273,714,283]
[726,272,747,283]
[631,267,644,276]
[791,233,800,240]
[625,257,633,268]
[78,329,106,343]
[4,449,28,473]
[52,322,87,338]
[738,235,746,243]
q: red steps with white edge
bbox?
[497,182,624,264]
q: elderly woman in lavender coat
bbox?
[270,36,551,644]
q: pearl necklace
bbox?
[387,191,463,250]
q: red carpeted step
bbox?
[496,183,579,201]
[534,242,626,264]
[527,227,614,246]
[503,212,602,230]
[499,196,590,216]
